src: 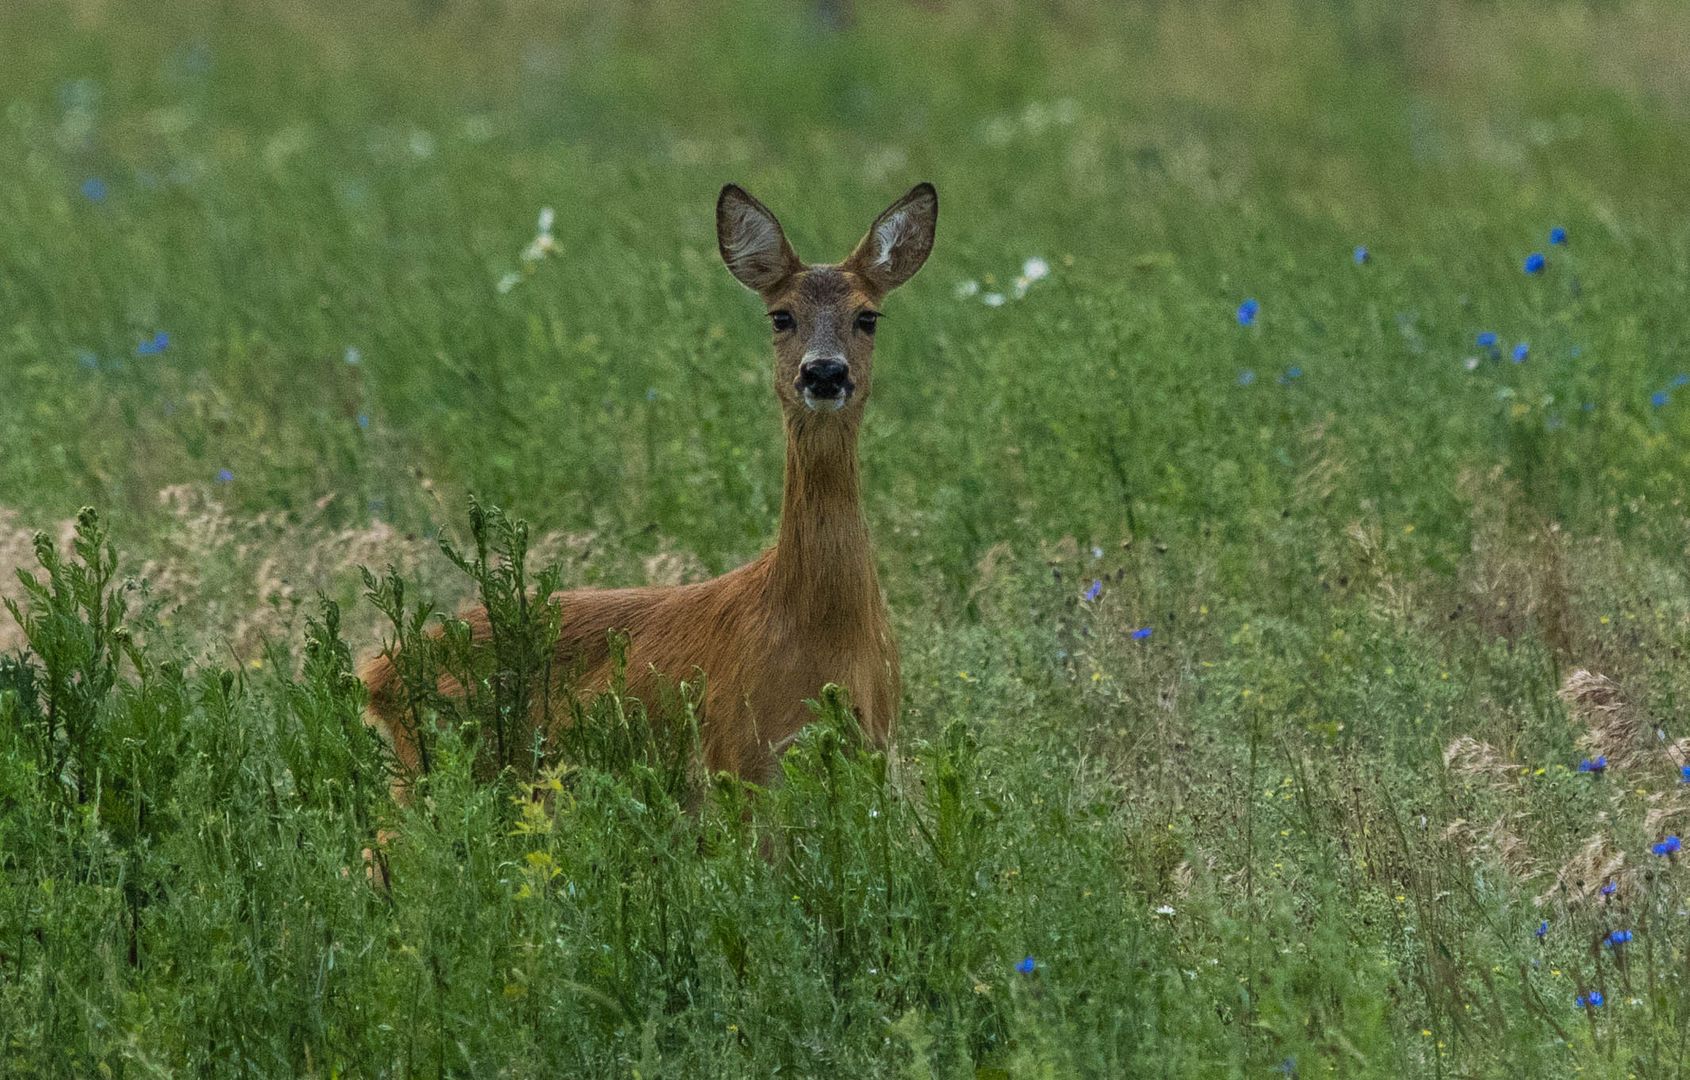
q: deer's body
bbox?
[360,183,936,786]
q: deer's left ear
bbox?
[843,182,937,294]
[718,184,802,296]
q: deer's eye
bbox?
[855,311,880,335]
[769,310,796,333]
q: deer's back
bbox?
[536,558,897,780]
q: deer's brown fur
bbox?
[360,183,937,788]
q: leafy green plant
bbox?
[3,508,130,813]
[362,497,568,787]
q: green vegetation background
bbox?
[3,0,1690,1075]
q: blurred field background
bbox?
[4,0,1690,1075]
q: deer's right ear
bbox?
[717,185,800,295]
[843,182,938,295]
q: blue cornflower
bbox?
[1475,331,1499,349]
[1605,929,1632,947]
[215,468,233,484]
[1535,920,1549,940]
[1130,626,1152,641]
[1353,246,1369,265]
[1576,990,1604,1008]
[137,331,169,356]
[1652,835,1682,856]
[1238,369,1256,386]
[1524,252,1546,274]
[80,177,108,202]
[1549,227,1568,245]
[1015,955,1036,975]
[1672,374,1690,389]
[1278,366,1303,385]
[1578,756,1606,773]
[1681,764,1690,783]
[76,350,99,371]
[357,412,370,430]
[1512,343,1529,363]
[1275,1058,1297,1076]
[1083,580,1103,603]
[1236,298,1259,326]
[1652,391,1669,408]
[1600,879,1618,897]
[178,41,214,77]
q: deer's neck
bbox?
[766,416,881,636]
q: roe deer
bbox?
[360,182,938,788]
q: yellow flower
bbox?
[524,850,561,879]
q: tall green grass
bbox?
[4,0,1690,1075]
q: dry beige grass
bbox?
[0,490,703,669]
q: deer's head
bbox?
[717,183,937,422]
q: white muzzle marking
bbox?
[802,389,848,412]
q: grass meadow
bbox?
[5,0,1690,1075]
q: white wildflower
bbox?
[460,114,495,143]
[522,235,556,262]
[1022,256,1050,283]
[979,117,1016,146]
[955,279,981,299]
[521,207,558,264]
[981,292,1006,307]
[496,271,522,294]
[1154,904,1176,916]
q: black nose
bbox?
[798,358,851,397]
